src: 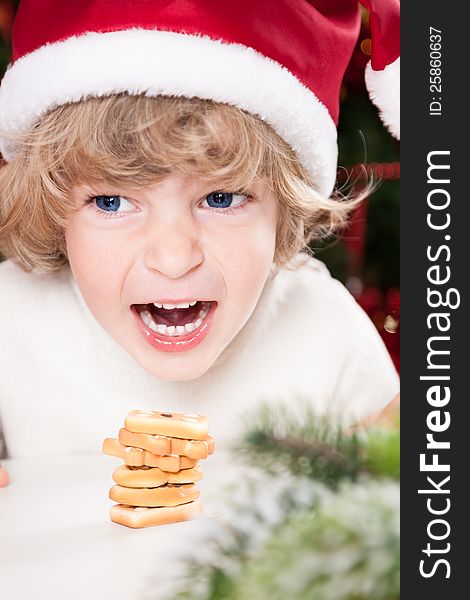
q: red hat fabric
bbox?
[0,0,400,196]
[363,0,400,139]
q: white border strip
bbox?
[0,29,337,196]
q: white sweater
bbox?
[0,255,399,459]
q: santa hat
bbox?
[0,0,399,197]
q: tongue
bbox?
[148,303,202,326]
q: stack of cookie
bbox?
[103,410,214,528]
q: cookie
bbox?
[143,451,198,472]
[125,410,209,441]
[119,428,214,459]
[170,435,215,459]
[109,482,200,507]
[167,465,204,485]
[102,438,144,466]
[112,465,168,488]
[110,501,203,528]
[112,465,203,487]
[119,428,171,455]
[102,438,198,471]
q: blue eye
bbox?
[93,195,133,213]
[203,192,246,210]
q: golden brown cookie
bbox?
[119,428,171,455]
[143,451,198,472]
[103,438,145,466]
[167,465,204,485]
[110,501,203,528]
[109,483,200,507]
[103,438,198,471]
[125,410,208,440]
[170,435,215,459]
[112,464,203,487]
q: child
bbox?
[0,1,400,474]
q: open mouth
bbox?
[131,300,217,352]
[134,301,212,337]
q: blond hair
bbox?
[0,94,358,273]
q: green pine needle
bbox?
[234,402,399,486]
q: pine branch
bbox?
[158,402,400,600]
[234,401,399,486]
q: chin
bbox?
[135,350,218,382]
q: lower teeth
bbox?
[140,306,210,336]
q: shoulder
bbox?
[256,254,399,422]
[264,254,373,337]
[0,259,73,321]
[0,258,71,289]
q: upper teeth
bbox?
[139,304,210,337]
[153,301,198,309]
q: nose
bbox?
[143,217,204,279]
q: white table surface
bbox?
[0,450,245,600]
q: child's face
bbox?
[65,174,278,380]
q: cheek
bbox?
[207,199,277,259]
[241,207,277,264]
[64,220,125,308]
[215,217,277,305]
